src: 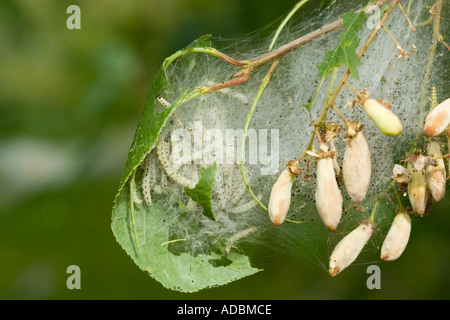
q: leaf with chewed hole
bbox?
[111,35,260,292]
[111,190,260,293]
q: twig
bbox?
[438,34,450,51]
[343,81,363,100]
[201,2,387,94]
[240,59,281,212]
[331,104,350,128]
[393,187,406,212]
[397,1,416,32]
[268,0,310,52]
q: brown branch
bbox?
[202,1,388,94]
[237,18,345,77]
[397,1,416,32]
[202,71,250,93]
[208,48,248,67]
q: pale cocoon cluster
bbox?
[362,98,403,136]
[329,221,375,277]
[407,161,429,216]
[381,212,411,261]
[423,98,450,137]
[315,156,343,231]
[342,131,371,203]
[425,141,446,202]
[268,168,295,226]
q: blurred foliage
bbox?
[1,0,450,300]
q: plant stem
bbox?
[240,60,281,212]
[382,24,404,54]
[331,104,350,128]
[200,1,388,94]
[439,35,450,51]
[163,47,248,70]
[344,81,362,100]
[268,0,310,52]
[397,1,415,32]
[368,199,379,223]
[406,0,412,13]
[284,218,307,224]
[315,126,324,145]
[241,19,345,75]
[393,187,405,212]
[325,68,338,106]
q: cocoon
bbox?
[362,98,403,136]
[381,211,411,261]
[329,221,375,277]
[342,130,371,203]
[425,141,446,202]
[423,98,450,137]
[407,161,429,216]
[268,168,295,226]
[315,155,343,231]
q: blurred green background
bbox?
[1,0,450,300]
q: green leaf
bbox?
[163,34,212,69]
[317,11,367,78]
[111,188,260,293]
[181,35,213,77]
[184,163,217,223]
[113,35,213,210]
[111,35,261,292]
[188,34,212,49]
[303,101,314,111]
